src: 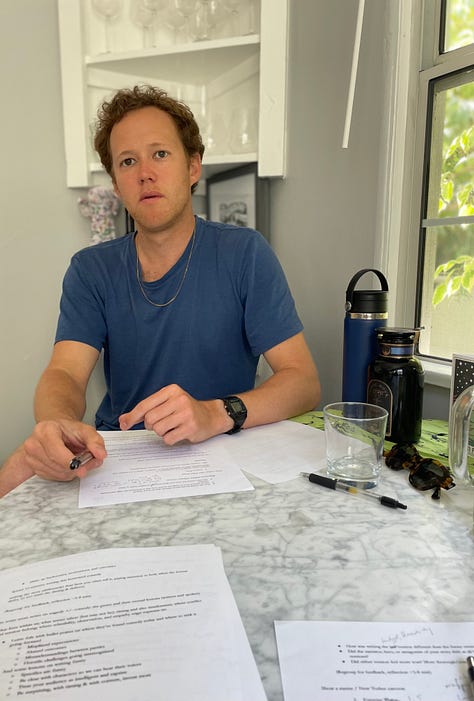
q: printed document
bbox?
[275,620,474,701]
[78,430,253,508]
[0,546,267,700]
[227,420,327,483]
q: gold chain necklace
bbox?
[135,228,196,308]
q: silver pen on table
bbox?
[69,450,94,471]
[300,472,407,510]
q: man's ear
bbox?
[189,153,202,188]
[112,178,121,200]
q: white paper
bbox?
[79,430,254,508]
[0,546,267,701]
[275,620,474,701]
[226,420,327,483]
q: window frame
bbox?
[376,0,474,387]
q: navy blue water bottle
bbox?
[342,269,389,402]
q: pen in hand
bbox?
[300,472,407,510]
[70,451,94,471]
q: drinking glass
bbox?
[200,112,228,155]
[131,0,166,48]
[189,0,226,41]
[91,0,122,53]
[323,402,388,488]
[229,106,258,154]
[241,0,259,35]
[222,0,241,36]
[170,0,196,41]
[164,5,187,43]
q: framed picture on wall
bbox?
[206,163,270,240]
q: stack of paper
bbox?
[275,620,474,701]
[0,545,266,700]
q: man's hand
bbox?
[119,384,231,444]
[22,420,107,481]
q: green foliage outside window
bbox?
[432,0,474,307]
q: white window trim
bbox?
[375,0,474,388]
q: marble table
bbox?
[1,417,473,701]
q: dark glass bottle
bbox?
[367,328,424,444]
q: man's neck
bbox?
[135,217,196,282]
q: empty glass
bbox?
[229,106,258,154]
[324,402,388,488]
[131,0,166,48]
[92,0,122,52]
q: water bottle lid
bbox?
[375,327,420,344]
[345,269,388,313]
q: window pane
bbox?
[443,0,474,52]
[426,70,474,220]
[419,224,474,358]
[418,67,474,360]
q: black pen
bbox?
[467,656,474,692]
[69,450,94,471]
[300,472,407,510]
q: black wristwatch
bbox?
[222,395,247,434]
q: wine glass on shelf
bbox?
[91,0,122,53]
[230,106,258,154]
[164,3,187,44]
[131,0,167,48]
[189,0,227,41]
[241,0,259,35]
[221,0,240,37]
[168,0,196,42]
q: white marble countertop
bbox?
[1,435,473,701]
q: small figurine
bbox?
[78,186,121,245]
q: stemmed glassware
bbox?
[164,1,188,43]
[131,0,167,48]
[167,0,196,42]
[221,0,240,36]
[91,0,123,53]
[229,106,258,154]
[189,0,226,41]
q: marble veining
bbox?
[0,442,473,701]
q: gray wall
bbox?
[0,0,448,462]
[270,0,387,408]
[0,0,94,461]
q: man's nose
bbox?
[138,160,155,182]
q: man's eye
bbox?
[154,150,168,159]
[120,157,135,167]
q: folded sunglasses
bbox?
[384,443,455,500]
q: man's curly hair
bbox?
[94,85,205,193]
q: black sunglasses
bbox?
[384,443,456,500]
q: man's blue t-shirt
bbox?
[55,216,303,429]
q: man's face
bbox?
[110,106,201,234]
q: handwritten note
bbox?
[275,620,474,701]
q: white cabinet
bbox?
[57,0,288,188]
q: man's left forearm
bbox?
[0,446,35,498]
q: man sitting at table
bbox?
[19,85,320,484]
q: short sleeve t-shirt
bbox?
[55,216,303,429]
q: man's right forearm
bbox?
[34,368,87,422]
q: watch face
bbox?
[224,396,247,434]
[228,397,244,413]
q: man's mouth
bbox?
[140,191,162,201]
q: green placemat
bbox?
[292,411,450,464]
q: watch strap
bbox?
[222,395,247,434]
